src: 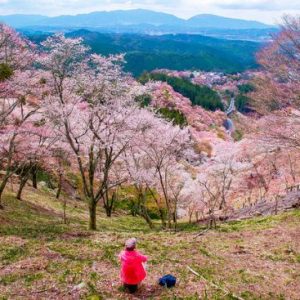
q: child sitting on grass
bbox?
[119,238,148,294]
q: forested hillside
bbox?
[26,30,260,76]
[139,72,224,111]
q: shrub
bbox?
[0,63,13,81]
[158,107,187,127]
[135,94,152,107]
[238,83,255,94]
[235,94,250,113]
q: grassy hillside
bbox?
[0,186,299,299]
[26,31,260,76]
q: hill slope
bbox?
[27,30,260,76]
[72,31,260,75]
[0,187,299,299]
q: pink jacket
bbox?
[119,250,148,285]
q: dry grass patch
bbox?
[0,188,299,299]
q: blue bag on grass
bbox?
[159,274,176,288]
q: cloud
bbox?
[213,0,300,11]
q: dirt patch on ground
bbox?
[0,256,49,277]
[61,231,93,239]
[0,236,27,247]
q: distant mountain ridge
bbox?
[0,14,48,27]
[187,14,271,29]
[0,9,274,30]
[43,10,182,27]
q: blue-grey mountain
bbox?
[0,9,274,30]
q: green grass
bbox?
[0,274,20,286]
[0,188,299,299]
[0,245,27,264]
[24,273,44,285]
[192,265,216,281]
[199,246,213,258]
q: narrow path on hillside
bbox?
[224,97,236,133]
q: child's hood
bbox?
[119,250,139,262]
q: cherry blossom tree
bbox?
[120,106,200,230]
[136,115,192,229]
[0,24,34,72]
[0,26,39,208]
[39,34,150,229]
[189,141,252,226]
[0,24,36,124]
[165,166,194,231]
[252,15,300,114]
[243,16,300,210]
[0,102,42,207]
[123,139,156,228]
[238,133,300,207]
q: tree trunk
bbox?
[146,186,166,228]
[104,191,115,217]
[152,199,166,228]
[89,200,97,230]
[137,191,152,229]
[140,209,154,229]
[208,213,216,229]
[0,190,4,209]
[189,212,193,224]
[139,194,153,229]
[0,176,10,209]
[56,174,62,199]
[31,167,38,189]
[173,212,178,232]
[129,199,138,216]
[0,185,5,206]
[166,211,172,229]
[16,177,28,200]
[157,170,172,229]
[274,196,279,215]
[195,211,199,222]
[9,177,14,192]
[62,198,67,224]
[105,205,112,217]
[219,196,226,210]
[158,208,166,228]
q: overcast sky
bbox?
[0,0,299,24]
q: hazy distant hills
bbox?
[0,9,275,38]
[40,10,182,27]
[0,14,47,27]
[187,14,271,30]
